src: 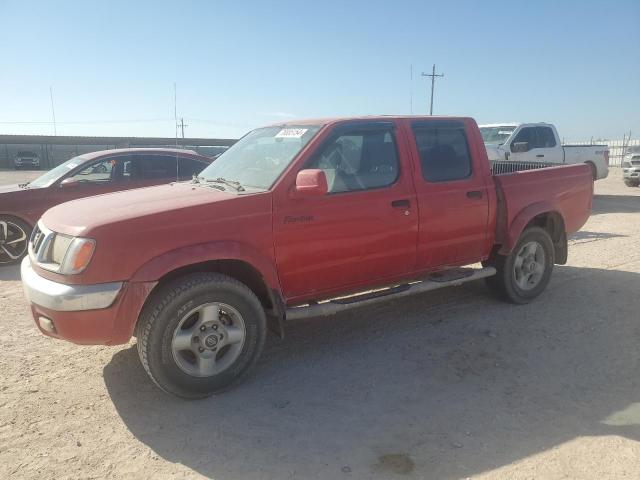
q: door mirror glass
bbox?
[294,169,328,197]
[511,142,529,153]
[59,177,80,189]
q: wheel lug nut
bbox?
[198,347,204,353]
[200,325,206,331]
[213,325,218,330]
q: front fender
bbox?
[130,240,282,293]
[498,201,564,256]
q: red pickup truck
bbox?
[20,116,592,398]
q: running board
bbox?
[285,266,496,321]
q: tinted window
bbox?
[536,127,556,148]
[512,127,537,147]
[178,157,208,179]
[413,122,472,182]
[125,154,177,181]
[308,127,399,193]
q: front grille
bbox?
[30,225,45,256]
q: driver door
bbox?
[55,156,128,204]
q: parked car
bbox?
[622,150,640,187]
[14,151,40,170]
[480,123,609,180]
[20,116,593,398]
[0,148,212,265]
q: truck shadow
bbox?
[104,265,640,479]
[592,194,640,215]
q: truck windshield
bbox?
[480,126,516,145]
[197,125,322,190]
[28,155,89,188]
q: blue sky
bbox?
[0,0,638,140]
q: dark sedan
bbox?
[0,148,212,265]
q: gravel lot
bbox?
[1,168,639,480]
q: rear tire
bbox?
[485,227,554,304]
[136,272,267,399]
[624,179,639,187]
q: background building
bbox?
[0,134,237,169]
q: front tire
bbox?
[485,226,554,304]
[0,216,31,265]
[136,272,267,399]
[624,179,639,187]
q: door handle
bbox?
[466,190,483,200]
[391,199,410,208]
[536,154,545,158]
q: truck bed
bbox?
[493,163,593,245]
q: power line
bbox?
[421,64,444,115]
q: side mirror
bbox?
[59,178,80,189]
[294,169,328,197]
[511,142,529,153]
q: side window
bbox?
[68,158,118,183]
[413,122,472,182]
[512,127,537,148]
[536,127,556,148]
[307,128,399,193]
[126,155,177,181]
[178,157,208,179]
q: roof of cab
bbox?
[272,115,474,128]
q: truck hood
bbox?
[41,183,253,238]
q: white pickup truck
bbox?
[480,123,609,180]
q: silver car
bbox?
[14,151,40,170]
[622,147,640,187]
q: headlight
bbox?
[59,238,96,274]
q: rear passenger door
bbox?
[273,121,418,300]
[409,120,490,268]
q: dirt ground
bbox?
[1,168,639,480]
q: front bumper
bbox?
[623,168,640,179]
[21,256,122,311]
[21,257,155,345]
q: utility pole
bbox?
[178,117,188,139]
[421,64,444,115]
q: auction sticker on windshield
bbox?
[275,128,308,138]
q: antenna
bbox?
[174,82,179,181]
[410,64,413,114]
[421,64,444,115]
[173,82,178,146]
[49,86,57,135]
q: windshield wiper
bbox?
[203,177,245,192]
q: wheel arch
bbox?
[131,242,286,338]
[498,203,567,264]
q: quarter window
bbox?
[413,122,472,182]
[308,128,399,193]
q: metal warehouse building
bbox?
[0,134,237,169]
